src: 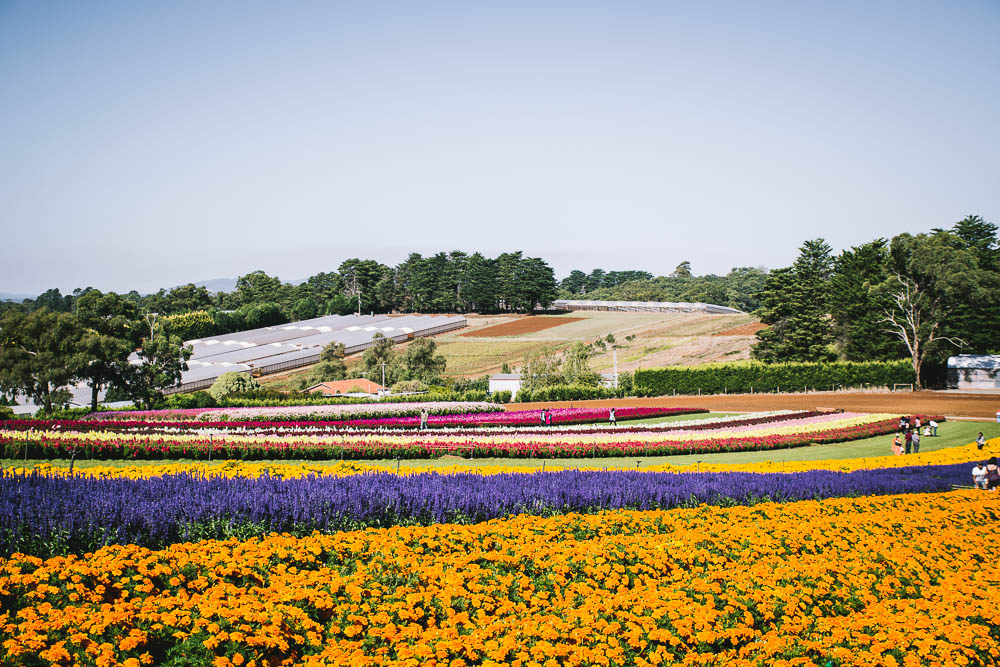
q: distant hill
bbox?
[0,292,33,302]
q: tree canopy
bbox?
[750,216,1000,387]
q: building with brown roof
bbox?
[306,379,386,396]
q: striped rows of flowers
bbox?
[10,435,991,482]
[0,460,975,558]
[313,406,700,429]
[1,492,996,666]
[0,413,928,460]
[91,401,505,422]
[1,406,706,434]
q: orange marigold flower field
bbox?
[1,491,999,667]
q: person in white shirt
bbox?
[928,420,938,436]
[972,463,989,490]
[976,432,987,450]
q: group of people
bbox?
[891,415,938,456]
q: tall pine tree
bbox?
[752,239,835,362]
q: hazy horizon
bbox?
[3,1,998,294]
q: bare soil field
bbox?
[512,391,1000,419]
[443,311,761,376]
[460,316,584,337]
[714,322,768,336]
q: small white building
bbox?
[947,355,1000,390]
[599,373,618,389]
[488,373,523,398]
[489,372,619,397]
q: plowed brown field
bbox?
[714,322,768,336]
[462,316,584,337]
[511,391,1000,419]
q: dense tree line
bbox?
[0,297,191,412]
[7,251,558,326]
[559,264,769,313]
[752,215,1000,387]
[560,269,654,294]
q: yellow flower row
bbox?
[13,438,999,481]
[1,491,997,666]
[662,439,1000,473]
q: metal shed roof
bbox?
[947,355,1000,370]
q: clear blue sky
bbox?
[2,1,998,295]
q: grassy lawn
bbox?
[5,419,997,474]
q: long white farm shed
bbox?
[165,313,466,394]
[550,300,743,315]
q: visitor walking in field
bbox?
[977,432,986,450]
[540,409,546,426]
[609,408,616,426]
[420,408,429,430]
[545,409,552,427]
[904,429,913,455]
[892,434,903,456]
[911,429,920,454]
[972,462,989,490]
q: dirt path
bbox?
[511,391,1000,419]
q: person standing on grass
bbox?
[609,408,616,426]
[914,416,922,430]
[972,462,989,490]
[911,428,921,454]
[929,419,938,436]
[904,429,913,454]
[977,432,987,450]
[892,433,903,456]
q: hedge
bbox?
[515,384,624,403]
[634,361,916,396]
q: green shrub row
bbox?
[514,384,624,403]
[633,361,916,396]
